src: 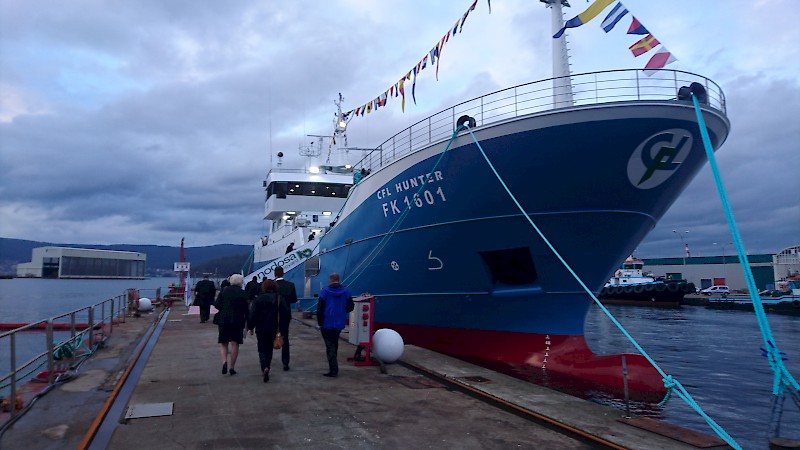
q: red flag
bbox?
[643,47,677,76]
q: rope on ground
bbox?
[691,93,799,436]
[461,123,741,450]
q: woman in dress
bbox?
[248,279,280,382]
[214,274,248,375]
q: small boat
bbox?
[598,258,695,306]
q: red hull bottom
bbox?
[380,322,666,401]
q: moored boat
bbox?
[598,257,695,306]
[247,2,731,398]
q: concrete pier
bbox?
[2,303,729,449]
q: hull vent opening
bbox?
[479,247,538,286]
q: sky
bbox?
[1,0,798,258]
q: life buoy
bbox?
[616,270,623,277]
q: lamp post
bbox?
[714,242,731,281]
[672,230,689,265]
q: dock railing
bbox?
[0,291,133,420]
[354,69,726,173]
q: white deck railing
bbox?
[355,69,726,172]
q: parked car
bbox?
[700,285,730,296]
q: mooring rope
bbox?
[691,94,799,435]
[342,125,465,288]
[460,124,740,449]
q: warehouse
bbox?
[16,246,146,279]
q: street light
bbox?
[672,230,689,265]
[714,242,732,281]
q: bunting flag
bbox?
[553,0,615,39]
[601,2,628,33]
[399,78,406,112]
[412,66,418,104]
[347,0,487,118]
[629,34,659,57]
[643,47,677,76]
[627,16,648,35]
[435,36,445,80]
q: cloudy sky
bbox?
[1,0,798,258]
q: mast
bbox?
[179,237,186,288]
[544,0,574,107]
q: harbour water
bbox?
[1,278,798,448]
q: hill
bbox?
[0,237,251,277]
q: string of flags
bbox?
[553,0,677,77]
[344,0,490,122]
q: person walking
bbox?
[194,274,216,323]
[316,273,354,377]
[248,279,280,383]
[274,266,298,371]
[214,274,249,376]
[245,275,261,302]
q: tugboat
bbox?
[598,258,695,306]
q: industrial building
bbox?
[16,247,146,279]
[643,245,800,292]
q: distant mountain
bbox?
[0,237,251,276]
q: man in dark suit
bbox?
[274,265,298,371]
[194,274,216,323]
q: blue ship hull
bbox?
[285,100,730,394]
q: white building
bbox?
[16,247,146,279]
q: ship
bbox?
[598,257,696,306]
[245,1,731,397]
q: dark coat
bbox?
[276,278,298,330]
[245,278,261,301]
[214,286,248,328]
[194,279,216,306]
[317,283,354,330]
[248,293,280,353]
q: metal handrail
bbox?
[0,291,134,420]
[354,69,726,172]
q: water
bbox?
[1,279,798,448]
[0,277,179,392]
[585,304,800,449]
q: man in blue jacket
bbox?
[317,273,354,377]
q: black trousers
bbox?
[279,317,291,367]
[320,329,341,374]
[199,302,211,322]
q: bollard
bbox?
[621,355,631,419]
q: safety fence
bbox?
[354,68,726,172]
[0,290,136,419]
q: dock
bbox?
[1,303,728,449]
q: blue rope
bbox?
[691,95,800,398]
[342,125,466,287]
[462,125,741,449]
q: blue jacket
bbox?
[317,283,354,330]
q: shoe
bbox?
[322,372,338,378]
[229,369,237,376]
[222,362,228,375]
[263,369,270,383]
[283,366,290,371]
